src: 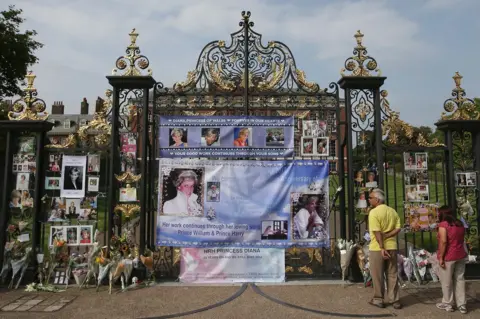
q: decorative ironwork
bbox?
[115,172,142,183]
[78,90,112,147]
[154,11,338,116]
[112,29,152,76]
[45,134,77,149]
[114,204,141,219]
[350,89,375,132]
[341,30,381,77]
[442,72,479,121]
[380,90,444,147]
[118,89,144,132]
[8,72,49,121]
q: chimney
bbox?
[95,97,104,112]
[80,97,89,114]
[52,101,64,115]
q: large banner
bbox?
[157,159,329,248]
[158,116,294,158]
[179,248,285,283]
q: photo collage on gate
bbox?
[300,120,329,157]
[11,137,36,211]
[119,133,138,202]
[354,162,379,214]
[403,152,438,232]
[455,171,477,188]
[45,137,102,246]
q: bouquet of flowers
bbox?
[67,253,89,287]
[336,239,356,281]
[45,238,68,284]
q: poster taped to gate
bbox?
[157,158,330,248]
[157,116,294,158]
[179,247,285,283]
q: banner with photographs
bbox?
[49,225,94,246]
[157,158,329,248]
[60,155,87,198]
[301,120,329,156]
[179,247,285,283]
[47,196,98,222]
[404,152,429,202]
[158,116,294,158]
[404,203,439,232]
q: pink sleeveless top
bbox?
[437,221,467,261]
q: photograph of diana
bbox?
[233,127,251,147]
[201,128,220,147]
[169,128,188,148]
[162,169,204,217]
[206,182,220,202]
[291,194,327,240]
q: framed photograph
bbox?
[45,177,61,190]
[206,182,220,202]
[302,120,327,137]
[415,153,428,170]
[48,197,67,221]
[403,152,416,170]
[261,220,288,240]
[87,176,100,192]
[404,203,439,232]
[314,137,329,156]
[265,128,285,147]
[405,185,429,202]
[119,187,137,202]
[291,193,328,241]
[201,128,220,147]
[300,137,314,156]
[48,154,62,172]
[79,226,93,245]
[465,172,477,186]
[233,127,252,147]
[404,170,417,186]
[121,133,137,153]
[18,137,35,154]
[365,171,378,188]
[60,155,87,198]
[80,196,97,209]
[416,170,429,185]
[120,152,136,173]
[169,128,188,148]
[160,167,204,217]
[49,226,65,246]
[87,154,101,173]
[65,198,82,219]
[65,226,79,245]
[16,173,30,190]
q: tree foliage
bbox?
[0,5,43,98]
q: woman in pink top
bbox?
[436,206,468,314]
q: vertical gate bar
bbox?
[384,149,389,206]
[392,154,398,211]
[472,130,480,253]
[107,88,121,251]
[0,131,13,266]
[445,130,456,210]
[139,87,149,255]
[434,151,439,203]
[336,92,346,239]
[344,89,355,240]
[374,89,385,189]
[243,14,250,116]
[32,131,47,262]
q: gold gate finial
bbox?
[112,28,152,76]
[441,72,479,120]
[341,30,381,77]
[8,71,49,121]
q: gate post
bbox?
[435,72,480,253]
[0,72,54,272]
[107,29,156,255]
[338,31,386,240]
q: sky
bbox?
[7,0,480,128]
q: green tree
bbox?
[0,5,43,99]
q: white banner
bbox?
[179,247,285,283]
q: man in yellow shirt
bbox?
[368,188,402,309]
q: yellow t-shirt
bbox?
[368,204,401,251]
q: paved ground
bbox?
[0,281,479,319]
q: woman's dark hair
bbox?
[438,205,463,227]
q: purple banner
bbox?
[158,116,294,158]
